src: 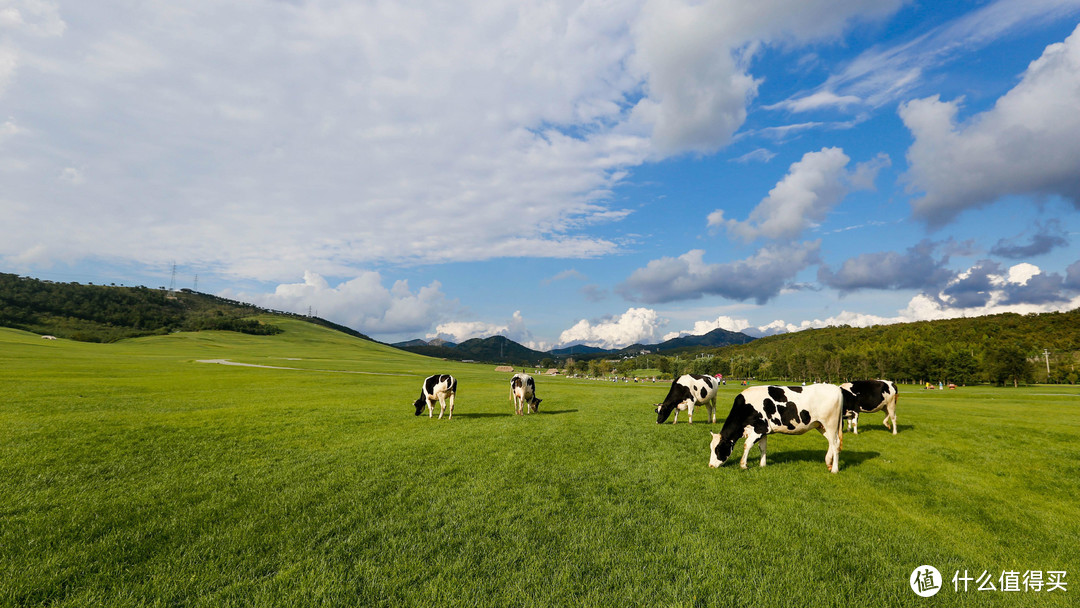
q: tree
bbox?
[984,344,1033,387]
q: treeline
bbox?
[607,310,1080,386]
[0,273,282,342]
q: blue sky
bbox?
[2,0,1080,349]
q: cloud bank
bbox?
[0,0,905,281]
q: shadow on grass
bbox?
[767,449,880,468]
[539,409,578,415]
[848,424,914,434]
[453,412,513,418]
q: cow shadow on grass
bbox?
[767,449,880,468]
[453,409,578,418]
[849,423,915,434]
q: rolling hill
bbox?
[0,273,375,344]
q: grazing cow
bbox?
[655,374,719,424]
[840,380,899,435]
[510,373,542,415]
[709,384,844,473]
[413,374,457,420]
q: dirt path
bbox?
[196,359,415,376]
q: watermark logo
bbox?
[911,565,942,597]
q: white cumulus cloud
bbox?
[428,310,547,350]
[558,307,667,349]
[228,271,451,337]
[709,147,889,241]
[901,22,1080,227]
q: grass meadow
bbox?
[2,320,1078,607]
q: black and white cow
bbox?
[510,373,542,415]
[413,374,457,420]
[840,379,898,435]
[709,384,844,473]
[655,374,719,424]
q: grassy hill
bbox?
[0,273,374,343]
[1,323,1078,606]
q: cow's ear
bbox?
[710,432,720,439]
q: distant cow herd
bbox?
[412,372,899,473]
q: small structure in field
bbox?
[494,365,514,373]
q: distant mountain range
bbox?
[392,327,755,365]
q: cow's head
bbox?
[529,398,542,413]
[413,397,426,416]
[709,432,734,468]
[654,402,671,424]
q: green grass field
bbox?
[2,320,1078,607]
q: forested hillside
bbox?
[0,273,372,343]
[642,309,1080,386]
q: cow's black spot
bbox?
[800,409,811,425]
[787,385,803,393]
[700,387,708,399]
[779,401,800,430]
[768,386,787,403]
[751,412,769,436]
[762,398,776,417]
[424,374,441,394]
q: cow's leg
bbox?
[740,430,762,469]
[885,402,897,434]
[671,409,679,424]
[823,420,841,473]
[758,435,768,467]
[687,402,695,425]
[447,393,455,420]
[427,398,434,418]
[709,399,717,424]
[851,412,859,434]
[437,395,446,419]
